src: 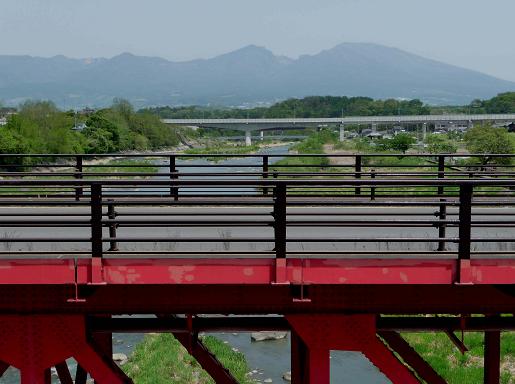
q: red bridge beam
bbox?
[0,258,513,285]
[0,285,512,315]
[89,315,515,334]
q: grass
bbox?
[83,159,159,177]
[183,142,261,161]
[122,334,254,384]
[123,331,515,384]
[402,332,515,384]
[272,133,513,196]
[0,159,159,195]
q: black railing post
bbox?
[107,199,118,252]
[355,155,362,195]
[437,155,447,251]
[437,154,447,198]
[262,155,269,196]
[273,183,287,259]
[169,155,179,201]
[370,169,376,201]
[458,184,473,261]
[91,183,103,259]
[75,155,83,201]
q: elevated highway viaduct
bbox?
[163,114,515,145]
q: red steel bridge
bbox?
[0,153,513,384]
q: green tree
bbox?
[83,127,115,153]
[85,114,125,151]
[483,92,515,113]
[389,133,416,153]
[425,134,458,154]
[464,125,514,164]
[0,127,30,167]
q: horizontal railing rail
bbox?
[0,177,512,262]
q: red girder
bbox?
[0,258,513,285]
[0,258,511,383]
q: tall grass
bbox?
[123,334,254,384]
[403,331,515,384]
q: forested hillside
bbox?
[146,92,515,119]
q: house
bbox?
[362,129,383,139]
[72,123,88,131]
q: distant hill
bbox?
[0,43,514,107]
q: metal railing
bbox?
[0,153,513,200]
[0,177,512,260]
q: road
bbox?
[0,206,512,258]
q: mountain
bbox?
[0,43,513,107]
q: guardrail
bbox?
[0,178,512,261]
[0,153,513,200]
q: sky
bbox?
[1,0,515,81]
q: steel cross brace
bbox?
[159,314,240,384]
[379,331,447,384]
[173,331,240,384]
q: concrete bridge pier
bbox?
[339,124,345,142]
[245,130,252,146]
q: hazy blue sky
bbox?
[2,0,515,81]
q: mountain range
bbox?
[0,43,514,108]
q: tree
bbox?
[83,127,115,153]
[483,92,515,113]
[85,114,126,151]
[0,127,30,167]
[112,98,134,120]
[389,133,416,153]
[425,134,458,154]
[464,125,514,165]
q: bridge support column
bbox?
[484,327,501,384]
[287,314,420,384]
[245,130,252,146]
[339,124,345,142]
[0,315,132,384]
